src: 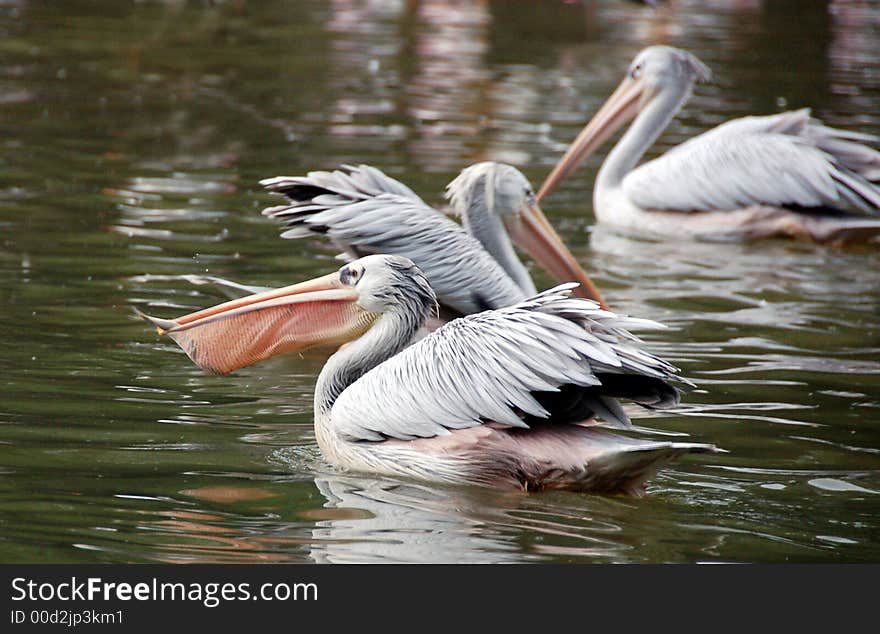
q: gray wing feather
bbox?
[678,109,880,181]
[261,165,527,314]
[626,110,880,215]
[331,285,684,442]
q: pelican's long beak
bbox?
[509,200,608,309]
[537,76,646,203]
[136,271,375,374]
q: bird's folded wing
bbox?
[263,163,423,205]
[261,165,526,314]
[331,285,681,441]
[625,127,880,215]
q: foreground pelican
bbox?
[139,254,719,494]
[261,162,607,314]
[538,46,880,244]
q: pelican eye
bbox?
[629,63,643,79]
[340,266,363,286]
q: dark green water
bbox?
[1,0,879,563]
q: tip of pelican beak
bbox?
[132,306,176,336]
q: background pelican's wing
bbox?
[264,163,424,205]
[666,109,816,150]
[670,109,880,181]
[261,165,525,314]
[331,285,686,442]
[625,115,880,216]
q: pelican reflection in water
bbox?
[139,254,719,495]
[538,46,880,245]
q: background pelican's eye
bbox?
[630,63,643,79]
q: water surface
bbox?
[1,0,879,563]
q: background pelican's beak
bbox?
[509,201,608,309]
[136,271,375,374]
[537,76,645,203]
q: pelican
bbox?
[537,46,880,244]
[260,162,607,315]
[138,254,719,494]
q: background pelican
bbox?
[138,254,719,494]
[261,162,606,314]
[538,46,880,245]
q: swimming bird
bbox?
[138,254,719,494]
[537,46,880,245]
[260,162,607,315]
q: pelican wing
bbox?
[261,165,526,314]
[666,109,815,150]
[278,163,424,201]
[670,109,880,181]
[331,285,685,442]
[625,114,880,215]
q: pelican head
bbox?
[138,254,437,375]
[446,161,606,307]
[336,254,437,317]
[537,46,712,202]
[630,46,712,98]
[446,162,535,225]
